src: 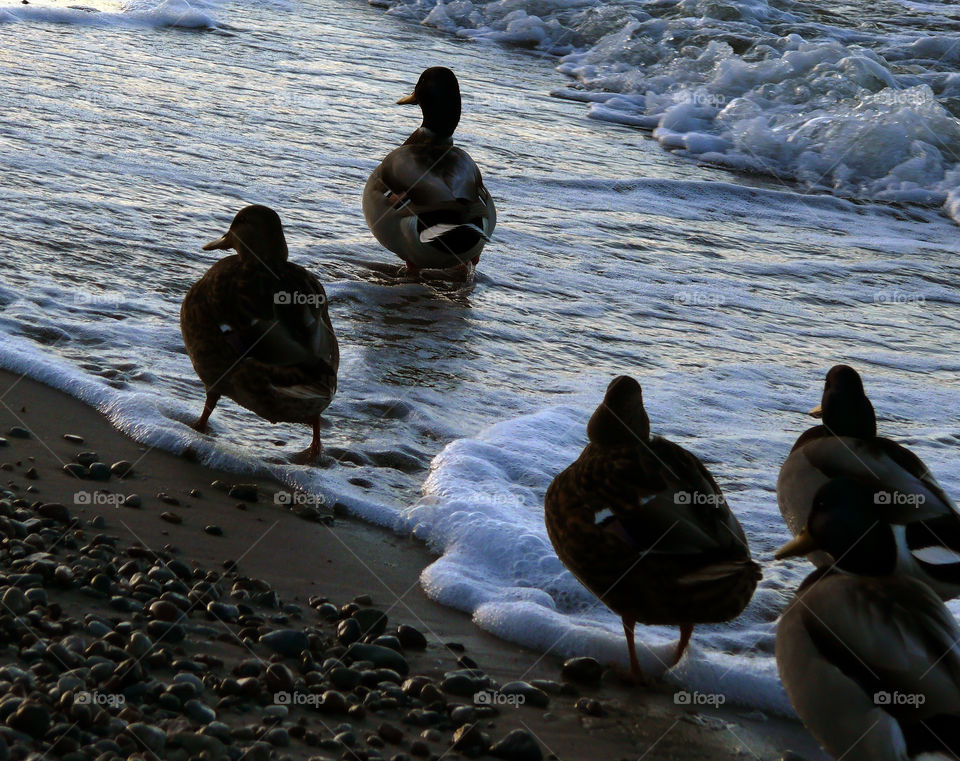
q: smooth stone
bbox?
[6,427,30,439]
[328,667,361,691]
[63,434,84,444]
[451,723,488,758]
[62,464,88,479]
[337,618,362,646]
[87,463,111,481]
[184,699,216,724]
[500,681,549,708]
[110,461,133,478]
[204,524,223,536]
[122,494,142,508]
[353,608,387,638]
[561,656,603,684]
[6,702,50,738]
[263,727,290,747]
[263,664,294,694]
[207,601,238,622]
[1,588,29,615]
[227,484,258,502]
[160,511,182,524]
[260,629,308,657]
[127,723,166,753]
[128,632,153,659]
[396,624,427,650]
[345,644,409,676]
[490,729,543,761]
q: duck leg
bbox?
[404,261,421,277]
[191,392,220,433]
[292,416,324,465]
[669,623,694,668]
[622,615,645,683]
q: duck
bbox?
[362,67,496,276]
[180,205,339,462]
[775,477,960,761]
[544,375,761,682]
[777,364,960,600]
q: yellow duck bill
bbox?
[775,528,818,560]
[396,91,417,105]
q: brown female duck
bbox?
[180,205,338,462]
[544,376,760,682]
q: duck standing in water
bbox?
[777,364,960,599]
[362,67,496,276]
[544,376,761,682]
[180,205,339,463]
[776,477,960,761]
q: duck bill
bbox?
[807,404,823,419]
[396,91,418,105]
[202,230,235,251]
[775,529,818,560]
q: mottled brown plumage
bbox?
[180,205,338,462]
[544,376,760,681]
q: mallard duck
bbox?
[544,376,761,682]
[777,364,960,600]
[362,67,496,276]
[776,477,960,761]
[180,205,339,462]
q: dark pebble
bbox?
[63,434,84,444]
[396,625,427,650]
[377,722,404,744]
[345,643,409,676]
[6,702,50,738]
[204,524,223,536]
[37,502,70,522]
[160,511,182,524]
[62,463,88,479]
[228,484,258,502]
[489,729,543,761]
[260,629,308,657]
[88,463,111,481]
[337,618,362,645]
[122,494,142,508]
[158,493,180,506]
[353,608,387,638]
[451,723,488,757]
[24,467,38,480]
[6,427,30,439]
[575,697,605,717]
[500,681,549,708]
[562,656,603,684]
[111,461,133,478]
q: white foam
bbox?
[1,0,219,28]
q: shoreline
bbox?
[0,368,827,760]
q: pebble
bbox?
[500,681,549,708]
[62,463,88,479]
[346,643,409,676]
[122,494,142,508]
[204,524,224,536]
[260,629,308,657]
[489,729,543,761]
[158,493,180,506]
[353,608,388,638]
[88,462,111,481]
[1,587,29,615]
[24,466,38,479]
[37,502,70,523]
[337,618,362,645]
[160,511,182,524]
[6,427,30,439]
[228,484,258,502]
[0,437,6,447]
[451,723,488,757]
[377,722,404,744]
[110,461,133,478]
[396,624,427,650]
[63,434,84,444]
[562,656,603,684]
[127,723,166,753]
[184,699,216,724]
[75,451,99,466]
[575,697,605,717]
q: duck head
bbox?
[203,205,289,270]
[587,375,651,447]
[397,67,462,138]
[775,477,896,575]
[807,364,876,438]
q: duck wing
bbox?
[583,438,750,559]
[215,262,338,382]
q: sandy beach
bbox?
[0,368,829,760]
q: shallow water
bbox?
[2,0,960,715]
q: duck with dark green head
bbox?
[776,477,960,761]
[544,375,761,682]
[777,364,960,599]
[362,67,496,277]
[180,205,339,463]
